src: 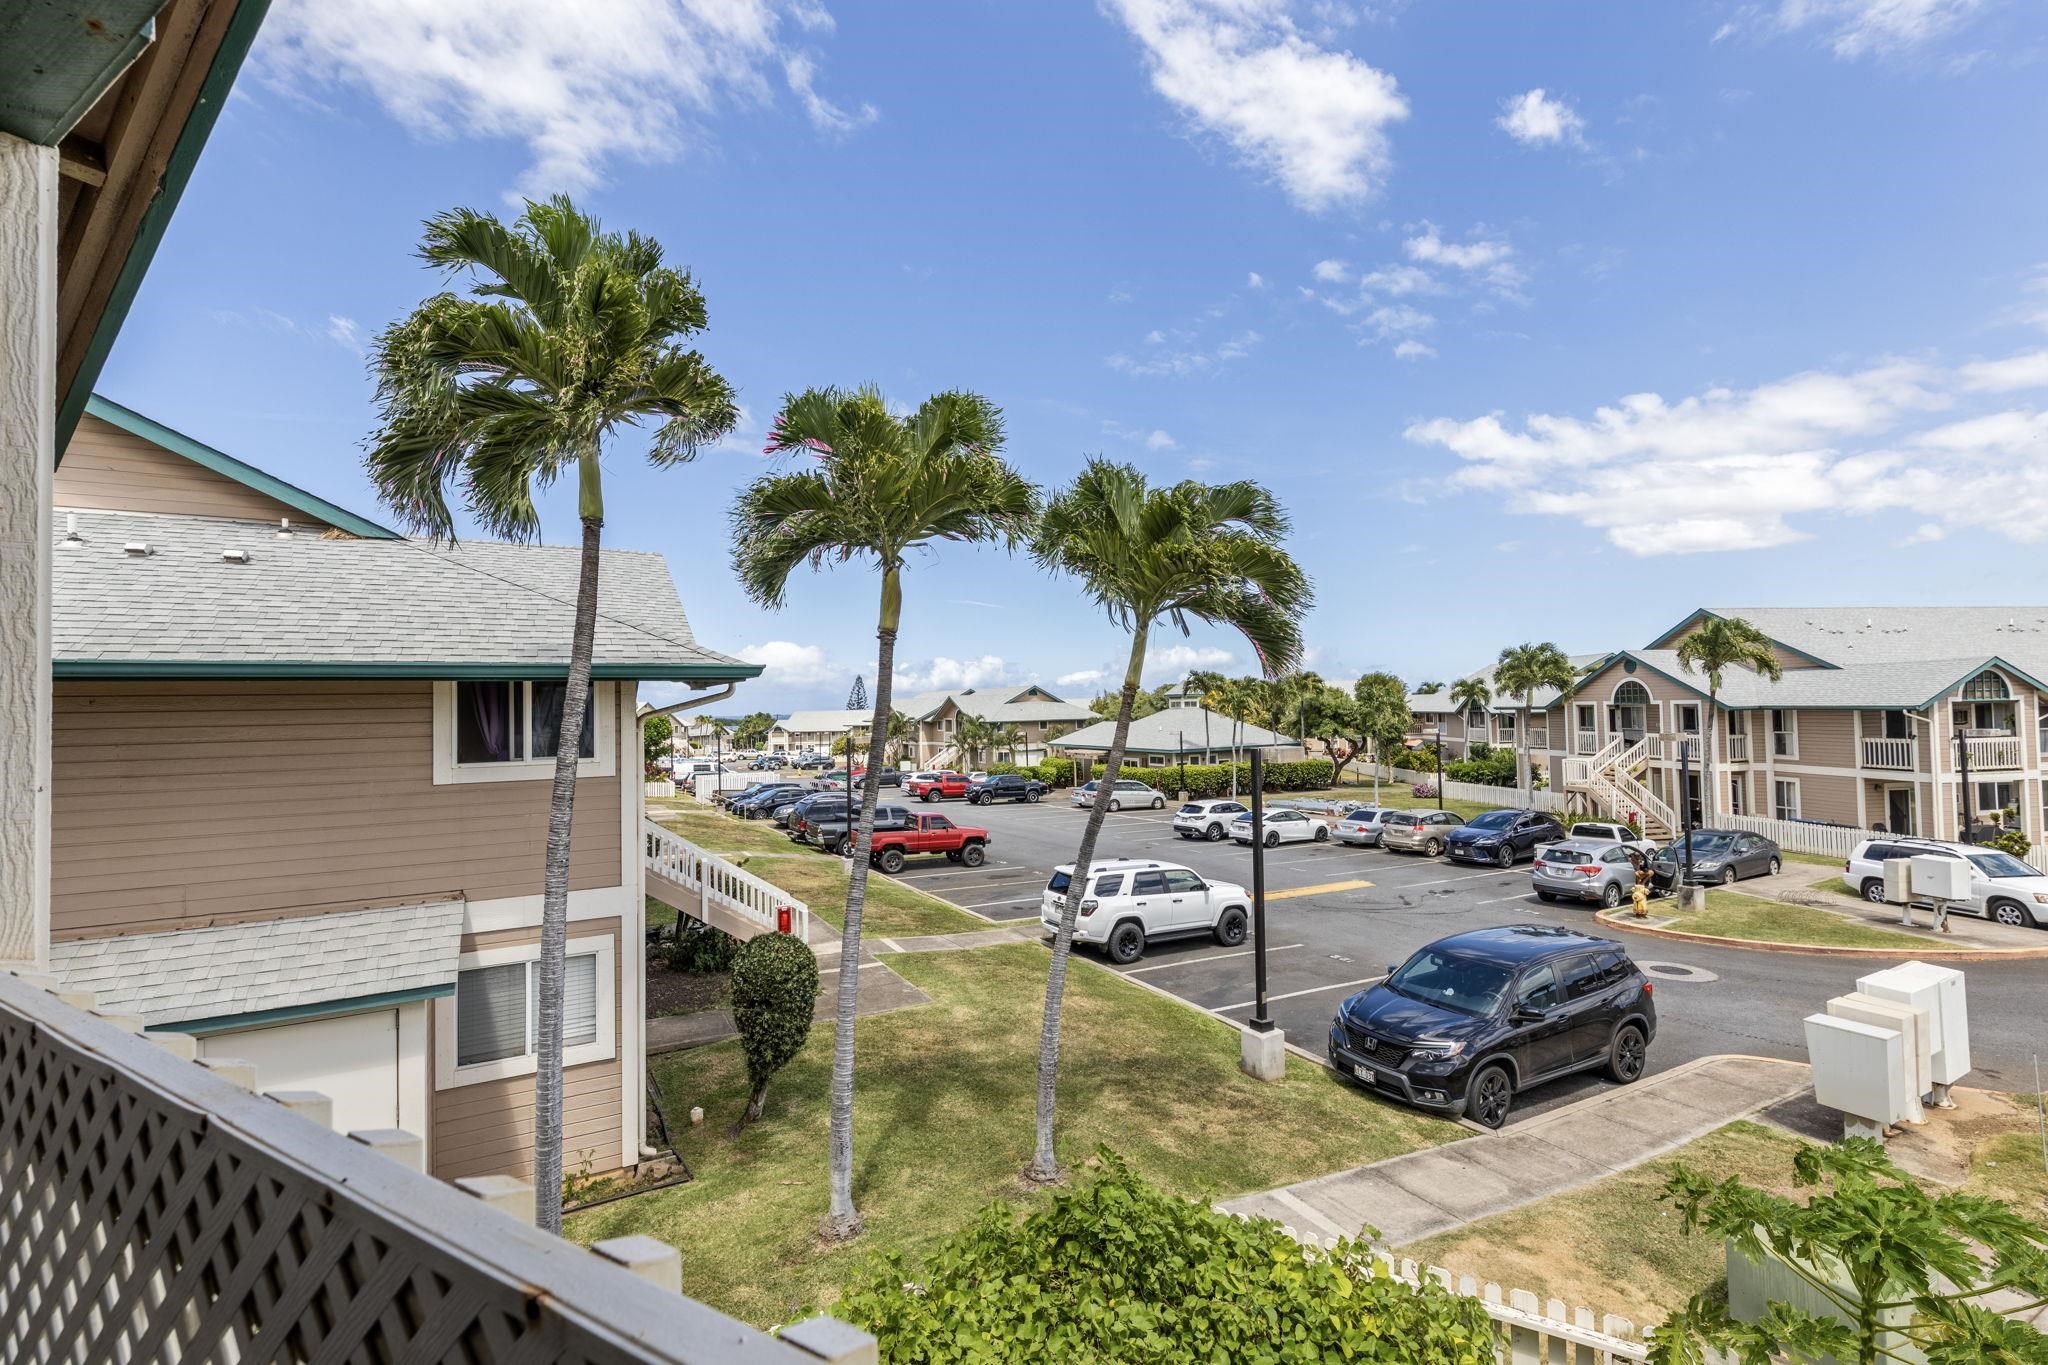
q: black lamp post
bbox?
[1956,729,1974,843]
[1248,749,1272,1032]
[1680,743,1697,886]
[1434,723,1445,810]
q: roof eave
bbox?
[54,659,765,682]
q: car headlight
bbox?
[1408,1040,1465,1061]
[1695,860,1723,872]
[2032,893,2048,904]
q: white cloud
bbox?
[256,0,869,196]
[1957,349,2048,393]
[325,315,364,353]
[1112,329,1261,376]
[1357,263,1437,296]
[1366,304,1433,340]
[1313,258,1351,282]
[1145,429,1178,450]
[736,640,840,686]
[896,655,1014,693]
[1495,88,1587,147]
[1735,0,1986,59]
[1247,271,1267,288]
[1403,223,1525,298]
[1144,643,1235,681]
[1057,668,1108,688]
[1105,0,1409,210]
[1392,339,1436,360]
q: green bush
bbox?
[1446,747,1516,786]
[1036,756,1076,788]
[1983,827,2032,858]
[727,933,818,1130]
[659,916,741,974]
[986,761,1022,776]
[836,1154,1494,1363]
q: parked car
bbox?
[1172,799,1249,841]
[1379,809,1467,856]
[1648,829,1782,888]
[791,752,836,770]
[1531,843,1645,909]
[1040,859,1253,964]
[732,783,810,818]
[848,767,903,788]
[782,791,853,838]
[1333,805,1406,847]
[967,771,991,785]
[1842,836,2048,928]
[803,803,915,855]
[714,780,768,808]
[1327,926,1656,1128]
[1445,810,1565,867]
[1069,779,1168,811]
[1229,807,1328,847]
[748,755,782,771]
[967,773,1047,804]
[1553,821,1657,857]
[866,811,990,872]
[905,771,971,801]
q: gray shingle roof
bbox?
[52,510,754,679]
[50,900,465,1027]
[1697,606,2048,676]
[776,709,874,734]
[1052,708,1299,755]
[1622,649,2037,710]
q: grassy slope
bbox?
[570,942,1458,1327]
[1677,891,1931,949]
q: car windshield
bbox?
[1384,950,1515,1018]
[1047,870,1072,894]
[1967,850,2038,878]
[1541,847,1593,863]
[1467,810,1517,830]
[1669,834,1735,855]
[1179,803,1203,814]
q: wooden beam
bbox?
[56,137,108,188]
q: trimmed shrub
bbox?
[1984,827,2031,858]
[727,933,818,1130]
[837,1154,1494,1363]
[1036,756,1077,788]
[1446,747,1516,786]
[660,916,741,974]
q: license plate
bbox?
[1352,1062,1377,1082]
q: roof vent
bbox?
[123,542,151,557]
[277,517,293,538]
[58,513,84,550]
[221,549,252,564]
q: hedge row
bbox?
[983,756,1336,796]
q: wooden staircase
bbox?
[1561,737,1678,841]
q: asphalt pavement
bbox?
[891,793,2048,1125]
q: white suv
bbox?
[1843,836,2048,929]
[1041,859,1252,964]
[1173,799,1248,841]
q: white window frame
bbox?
[1773,778,1801,822]
[1771,709,1798,759]
[434,932,616,1088]
[1496,713,1517,741]
[1975,781,2017,820]
[1729,774,1745,816]
[1674,702,1701,734]
[432,680,617,786]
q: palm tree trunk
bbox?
[1028,622,1147,1183]
[1703,682,1718,828]
[533,511,602,1234]
[821,564,902,1241]
[1519,698,1531,804]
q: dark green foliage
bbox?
[660,917,740,974]
[1036,756,1077,787]
[643,713,674,767]
[1094,758,1336,797]
[836,1155,1495,1363]
[728,933,819,1128]
[1984,827,2032,858]
[1446,748,1516,786]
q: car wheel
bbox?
[1108,799,1121,813]
[1536,890,1558,903]
[1767,857,1781,877]
[1720,867,1737,886]
[1989,899,2030,928]
[945,850,962,863]
[1151,796,1165,810]
[922,791,937,803]
[1601,881,1623,909]
[1206,823,1226,842]
[1026,790,1040,804]
[1607,1024,1648,1084]
[1214,907,1248,947]
[878,848,906,874]
[1107,922,1146,965]
[834,837,853,857]
[1424,838,1444,857]
[1313,826,1329,842]
[1496,845,1514,868]
[1468,1065,1513,1130]
[1265,830,1280,848]
[961,843,986,867]
[1861,878,1887,904]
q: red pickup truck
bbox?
[869,813,990,873]
[904,771,970,802]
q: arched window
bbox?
[1961,670,2009,700]
[1613,680,1651,706]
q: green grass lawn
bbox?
[1809,875,1860,899]
[569,942,1459,1327]
[1673,890,1929,949]
[751,856,983,938]
[646,894,677,930]
[1780,849,1843,869]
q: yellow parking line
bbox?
[1264,879,1373,901]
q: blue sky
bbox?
[100,0,2048,713]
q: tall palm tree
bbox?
[883,709,915,766]
[1025,461,1310,1184]
[730,386,1034,1239]
[1676,617,1784,825]
[1448,676,1491,763]
[1493,644,1575,804]
[953,712,1002,769]
[366,195,734,1233]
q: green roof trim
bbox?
[161,983,453,1037]
[55,0,274,453]
[0,2,163,144]
[1643,608,1840,671]
[54,659,765,682]
[81,393,401,539]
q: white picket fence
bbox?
[1369,765,1568,814]
[1721,813,1862,860]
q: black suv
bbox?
[1327,926,1655,1129]
[966,774,1047,805]
[1444,809,1564,866]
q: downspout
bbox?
[640,682,737,720]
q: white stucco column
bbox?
[0,134,56,969]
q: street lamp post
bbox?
[1956,729,1975,842]
[1434,724,1445,810]
[1249,749,1271,1031]
[1680,743,1697,887]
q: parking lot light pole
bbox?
[1434,724,1445,810]
[1239,750,1285,1080]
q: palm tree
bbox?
[1676,617,1784,826]
[1493,644,1575,805]
[953,712,1002,769]
[1025,461,1310,1184]
[366,195,734,1233]
[730,386,1034,1239]
[1447,676,1492,763]
[883,709,915,766]
[990,723,1026,765]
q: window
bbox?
[435,681,613,785]
[1771,709,1798,758]
[442,941,611,1085]
[1962,670,2010,700]
[1561,955,1606,1001]
[1091,874,1125,897]
[1726,710,1745,736]
[1613,681,1651,707]
[1467,706,1485,727]
[1164,869,1206,894]
[1729,774,1745,816]
[1773,779,1800,821]
[1882,710,1910,740]
[1975,782,2017,823]
[1675,703,1701,734]
[1131,872,1168,896]
[1515,965,1561,1012]
[1497,713,1517,739]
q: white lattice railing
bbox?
[644,819,811,942]
[1965,734,2024,769]
[1860,737,1914,770]
[0,971,852,1365]
[1724,733,1750,762]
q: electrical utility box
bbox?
[1804,1012,1908,1134]
[1826,993,1930,1123]
[1909,855,1971,902]
[1858,961,1970,1087]
[1882,857,1914,904]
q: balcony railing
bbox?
[0,971,862,1365]
[1575,729,1599,755]
[1861,737,1914,770]
[1724,733,1749,762]
[1965,734,2024,769]
[1526,728,1549,750]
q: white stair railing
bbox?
[644,819,811,941]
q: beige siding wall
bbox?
[52,680,624,939]
[430,919,624,1182]
[1574,660,1704,730]
[56,413,330,526]
[1775,771,1858,825]
[1787,708,1855,767]
[1652,621,1824,672]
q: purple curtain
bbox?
[469,681,510,760]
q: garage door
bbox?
[199,1009,400,1134]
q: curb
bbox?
[1592,908,2048,961]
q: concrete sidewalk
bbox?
[1218,1054,1810,1246]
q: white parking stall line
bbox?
[1476,892,1540,905]
[1120,943,1305,975]
[1216,975,1386,1012]
[1393,868,1518,889]
[961,896,1045,909]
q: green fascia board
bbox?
[82,393,400,539]
[54,0,273,453]
[54,659,765,682]
[1642,608,1840,671]
[1916,656,2047,711]
[0,3,162,144]
[162,983,453,1037]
